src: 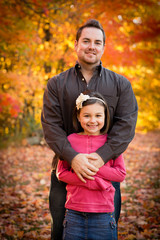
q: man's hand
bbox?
[71,153,99,183]
[88,152,104,169]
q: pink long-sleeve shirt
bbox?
[57,133,126,213]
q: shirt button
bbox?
[82,78,85,81]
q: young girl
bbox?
[56,92,126,240]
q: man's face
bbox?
[75,27,105,66]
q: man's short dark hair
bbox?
[76,19,106,45]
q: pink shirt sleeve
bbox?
[97,154,126,182]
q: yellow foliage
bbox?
[115,45,124,52]
[5,127,9,134]
[39,44,44,50]
[0,0,159,139]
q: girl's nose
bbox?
[90,117,96,122]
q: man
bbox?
[41,19,138,240]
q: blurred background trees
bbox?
[0,0,159,146]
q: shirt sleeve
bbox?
[41,77,78,164]
[96,78,138,162]
[57,160,112,191]
[97,154,126,182]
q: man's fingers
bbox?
[87,155,98,161]
[71,153,99,182]
[88,153,104,168]
[78,163,98,180]
[82,173,95,180]
[76,165,97,182]
[80,167,97,180]
[87,162,99,173]
[77,173,86,183]
[77,172,95,182]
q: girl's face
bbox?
[77,103,105,135]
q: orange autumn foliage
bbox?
[0,0,159,140]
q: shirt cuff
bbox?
[96,144,114,163]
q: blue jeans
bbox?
[63,209,117,240]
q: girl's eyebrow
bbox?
[82,112,104,115]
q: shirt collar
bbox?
[75,61,102,76]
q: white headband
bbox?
[76,93,106,110]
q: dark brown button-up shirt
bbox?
[41,63,138,164]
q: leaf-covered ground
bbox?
[119,131,160,240]
[0,131,160,240]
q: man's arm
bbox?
[41,77,77,163]
[96,79,138,163]
[41,77,99,181]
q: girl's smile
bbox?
[78,103,105,135]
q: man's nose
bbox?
[88,42,95,49]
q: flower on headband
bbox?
[76,93,90,110]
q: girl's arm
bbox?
[57,160,112,191]
[97,154,126,182]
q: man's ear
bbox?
[74,40,78,50]
[102,44,105,54]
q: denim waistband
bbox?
[66,209,113,217]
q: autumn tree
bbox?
[0,0,159,143]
